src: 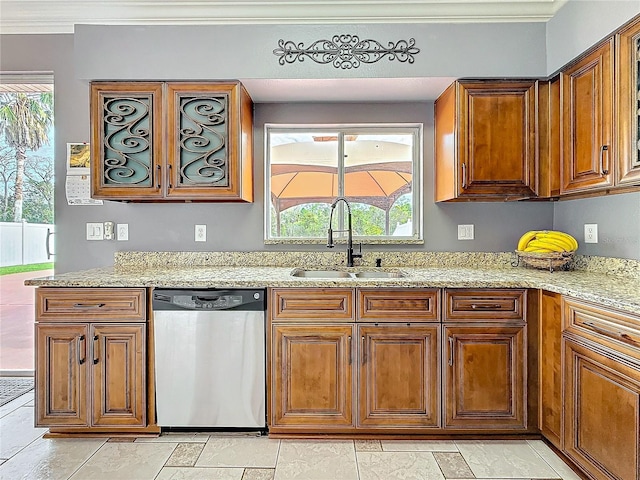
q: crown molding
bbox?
[0,0,568,34]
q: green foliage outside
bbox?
[0,92,54,224]
[271,194,413,238]
[0,262,54,276]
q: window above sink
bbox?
[264,124,423,245]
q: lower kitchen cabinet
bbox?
[444,325,526,429]
[539,291,563,449]
[35,324,88,426]
[563,336,640,480]
[36,323,146,428]
[357,324,440,428]
[34,287,150,432]
[271,324,354,429]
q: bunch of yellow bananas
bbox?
[517,230,578,253]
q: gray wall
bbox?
[546,0,640,74]
[2,2,640,272]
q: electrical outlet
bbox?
[195,224,206,242]
[584,224,598,244]
[117,223,129,241]
[86,222,104,240]
[458,224,474,240]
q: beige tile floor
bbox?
[0,392,582,480]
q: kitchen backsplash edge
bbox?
[114,251,640,279]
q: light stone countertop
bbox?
[25,264,640,316]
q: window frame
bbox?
[264,123,423,244]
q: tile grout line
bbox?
[525,440,565,480]
[64,437,108,480]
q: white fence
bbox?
[0,222,54,267]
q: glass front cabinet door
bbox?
[617,16,640,186]
[90,81,253,202]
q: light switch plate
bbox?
[195,224,206,242]
[117,224,129,241]
[86,222,104,241]
[458,224,474,240]
[584,224,598,243]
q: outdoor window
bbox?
[265,124,422,243]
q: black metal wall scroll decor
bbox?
[273,34,420,69]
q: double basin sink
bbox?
[291,268,407,279]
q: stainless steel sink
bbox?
[290,268,407,279]
[353,271,406,278]
[290,269,352,278]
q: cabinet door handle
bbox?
[470,303,501,310]
[600,145,609,175]
[361,336,366,364]
[168,164,173,189]
[461,163,467,189]
[584,321,637,345]
[156,164,161,189]
[347,336,352,365]
[448,337,454,366]
[73,303,105,309]
[92,335,99,365]
[77,335,86,365]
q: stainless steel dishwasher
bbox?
[152,288,266,429]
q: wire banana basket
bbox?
[513,250,575,272]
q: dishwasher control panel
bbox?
[153,289,265,311]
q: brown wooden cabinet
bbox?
[435,80,538,201]
[357,324,439,428]
[268,288,441,434]
[35,288,148,432]
[91,81,253,202]
[617,15,640,186]
[561,38,615,194]
[538,291,562,449]
[563,336,640,480]
[271,324,354,430]
[443,289,527,430]
[561,297,640,480]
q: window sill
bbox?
[264,238,424,246]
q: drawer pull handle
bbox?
[600,145,609,175]
[448,337,454,366]
[92,335,99,365]
[347,336,352,365]
[361,336,366,364]
[73,303,105,309]
[470,304,501,310]
[583,321,637,345]
[77,335,86,365]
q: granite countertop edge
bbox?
[24,265,640,316]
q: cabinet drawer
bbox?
[357,289,439,322]
[271,288,354,321]
[563,297,640,352]
[36,288,146,322]
[444,289,525,322]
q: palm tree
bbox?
[0,92,53,222]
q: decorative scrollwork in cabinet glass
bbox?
[102,96,152,186]
[178,94,229,186]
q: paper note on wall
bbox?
[65,174,103,205]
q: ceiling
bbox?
[1,0,568,35]
[0,0,566,102]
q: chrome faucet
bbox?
[327,197,362,267]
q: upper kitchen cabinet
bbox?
[435,80,538,202]
[561,38,615,194]
[617,16,640,186]
[90,81,253,202]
